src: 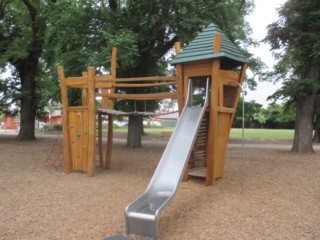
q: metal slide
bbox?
[125,79,209,239]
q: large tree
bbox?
[101,0,255,147]
[45,0,256,147]
[264,0,320,152]
[0,0,57,140]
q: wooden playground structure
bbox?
[58,23,248,185]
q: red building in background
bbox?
[1,110,62,130]
[2,115,20,130]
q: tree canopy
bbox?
[1,0,256,142]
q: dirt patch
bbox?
[0,133,319,240]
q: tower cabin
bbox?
[171,23,248,186]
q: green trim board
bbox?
[171,24,248,68]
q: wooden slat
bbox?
[192,145,207,151]
[215,113,231,178]
[97,92,178,100]
[115,76,177,82]
[95,74,113,82]
[218,107,235,113]
[113,81,176,88]
[219,69,239,82]
[188,167,206,178]
[95,82,113,89]
[68,106,88,111]
[65,76,89,87]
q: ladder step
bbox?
[188,167,206,178]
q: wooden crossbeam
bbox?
[65,76,89,88]
[115,76,177,82]
[113,81,176,88]
[97,92,177,100]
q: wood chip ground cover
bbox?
[0,134,319,240]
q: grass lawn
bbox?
[230,128,294,139]
[113,127,295,140]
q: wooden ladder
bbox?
[184,112,209,179]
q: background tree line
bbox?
[233,99,296,129]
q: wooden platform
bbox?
[188,167,206,178]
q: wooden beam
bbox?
[95,82,113,89]
[113,81,176,88]
[219,69,239,81]
[65,76,89,87]
[206,58,220,186]
[86,67,96,177]
[98,92,178,100]
[228,63,248,130]
[175,64,184,114]
[82,71,89,106]
[95,74,113,82]
[111,47,117,78]
[107,47,117,110]
[105,114,113,169]
[98,112,103,168]
[57,66,72,174]
[175,42,181,54]
[115,76,177,82]
[213,33,222,53]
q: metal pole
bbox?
[241,90,245,193]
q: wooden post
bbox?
[206,58,221,186]
[108,47,117,109]
[82,71,89,106]
[228,63,248,130]
[58,66,72,174]
[175,42,184,113]
[174,42,181,54]
[176,64,184,113]
[213,33,222,53]
[105,114,113,169]
[87,67,96,177]
[98,112,103,167]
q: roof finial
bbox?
[213,33,222,53]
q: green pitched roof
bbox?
[171,24,248,69]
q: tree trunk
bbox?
[292,96,315,152]
[291,64,319,152]
[313,113,320,143]
[16,61,38,141]
[127,114,143,148]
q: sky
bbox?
[245,0,286,107]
